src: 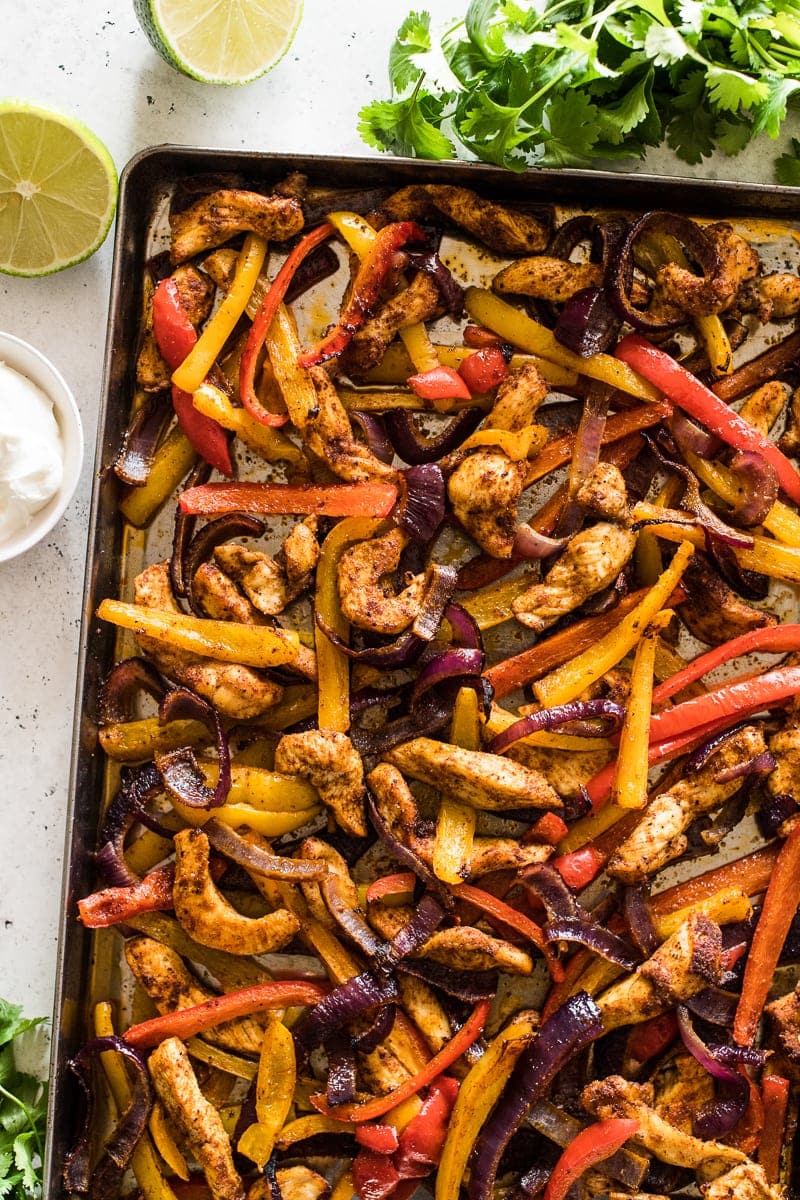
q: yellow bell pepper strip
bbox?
[432,687,479,884]
[238,1015,296,1167]
[265,301,320,427]
[557,802,631,854]
[169,796,319,838]
[330,1169,356,1200]
[460,570,539,630]
[178,480,398,518]
[124,981,327,1051]
[120,425,197,528]
[735,823,800,1047]
[315,517,384,732]
[196,762,318,811]
[435,1012,538,1200]
[695,313,733,377]
[534,543,693,708]
[255,684,318,730]
[96,600,300,667]
[149,1104,190,1181]
[185,1037,258,1081]
[311,1001,491,1123]
[99,717,210,762]
[758,1075,790,1184]
[399,321,440,373]
[525,403,671,486]
[656,887,752,940]
[685,447,800,548]
[275,1115,352,1150]
[172,234,268,394]
[543,1119,640,1200]
[612,612,673,811]
[465,288,661,402]
[616,333,800,503]
[459,423,548,461]
[240,224,334,426]
[299,221,428,368]
[192,381,306,467]
[93,1003,179,1200]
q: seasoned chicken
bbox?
[172,829,300,955]
[679,554,776,646]
[502,733,612,800]
[343,273,443,374]
[297,836,358,931]
[597,914,723,1029]
[703,1163,785,1200]
[149,1036,245,1200]
[766,981,800,1062]
[201,248,239,292]
[487,361,550,431]
[249,1168,329,1200]
[192,562,268,624]
[767,711,800,836]
[337,528,426,635]
[169,189,304,263]
[738,380,789,435]
[383,737,562,811]
[367,900,533,974]
[124,936,266,1055]
[607,725,766,883]
[493,256,604,302]
[382,185,548,255]
[214,545,298,617]
[284,517,320,589]
[172,264,216,325]
[650,1052,715,1134]
[581,1075,746,1181]
[136,265,215,390]
[274,730,366,836]
[512,523,637,631]
[654,223,759,317]
[303,366,398,483]
[575,462,628,521]
[742,272,800,322]
[448,449,526,558]
[133,562,284,719]
[397,975,452,1052]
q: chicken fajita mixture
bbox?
[66,176,800,1200]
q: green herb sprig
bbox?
[0,1000,48,1200]
[358,0,800,178]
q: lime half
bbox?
[0,101,117,278]
[134,0,303,86]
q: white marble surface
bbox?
[0,0,797,1027]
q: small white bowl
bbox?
[0,331,84,563]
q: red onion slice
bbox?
[384,408,484,465]
[727,449,780,528]
[488,699,625,755]
[156,687,231,809]
[113,392,173,488]
[98,658,167,725]
[397,463,446,544]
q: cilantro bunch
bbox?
[358,0,800,179]
[0,1000,48,1200]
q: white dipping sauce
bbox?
[0,361,64,545]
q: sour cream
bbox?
[0,361,64,545]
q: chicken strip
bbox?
[304,366,398,483]
[124,936,266,1055]
[383,737,561,811]
[575,463,628,521]
[170,189,304,263]
[192,562,268,624]
[136,265,215,390]
[448,450,526,558]
[249,1168,329,1200]
[493,256,603,302]
[781,386,800,457]
[607,725,766,883]
[133,562,283,719]
[487,361,550,431]
[337,528,426,635]
[654,223,759,317]
[738,380,789,436]
[149,1037,245,1200]
[703,1163,785,1200]
[382,185,548,254]
[767,710,800,837]
[343,273,443,374]
[201,248,239,291]
[512,523,636,631]
[742,272,800,322]
[367,900,532,974]
[284,517,320,589]
[502,732,612,800]
[679,554,776,647]
[581,1075,746,1181]
[214,545,296,617]
[650,1052,715,1134]
[274,730,366,835]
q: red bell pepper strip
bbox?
[310,1001,490,1122]
[543,1118,640,1200]
[735,823,800,1046]
[407,365,472,402]
[353,1150,401,1200]
[524,812,570,846]
[124,980,328,1049]
[759,1075,790,1183]
[299,221,427,367]
[649,664,800,745]
[626,1013,678,1064]
[615,333,800,504]
[452,883,561,979]
[463,325,505,349]
[240,224,333,426]
[179,480,399,518]
[393,1076,459,1178]
[552,846,606,891]
[365,873,417,904]
[77,857,227,927]
[152,277,233,477]
[458,347,508,393]
[355,1125,400,1155]
[651,624,800,707]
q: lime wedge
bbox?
[134,0,303,86]
[0,101,117,278]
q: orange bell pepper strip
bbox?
[652,845,780,915]
[78,864,177,927]
[365,873,417,906]
[616,333,800,504]
[735,823,800,1046]
[759,1075,790,1183]
[452,883,560,979]
[178,479,398,518]
[525,403,671,485]
[310,1001,490,1123]
[239,223,334,426]
[124,980,328,1049]
[543,1119,639,1200]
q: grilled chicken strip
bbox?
[214,544,306,617]
[149,1037,245,1200]
[367,900,533,974]
[679,553,776,646]
[192,562,269,624]
[738,380,789,436]
[607,725,766,883]
[767,709,800,837]
[493,256,604,302]
[382,185,548,255]
[766,980,800,1062]
[702,1163,786,1200]
[597,914,723,1030]
[136,265,215,390]
[512,523,637,631]
[650,1052,715,1134]
[249,1168,330,1200]
[448,450,527,558]
[274,730,366,835]
[501,731,612,800]
[654,223,759,317]
[124,936,266,1055]
[337,528,425,635]
[173,829,300,955]
[133,562,283,719]
[488,361,550,431]
[742,272,800,323]
[343,273,443,375]
[297,836,358,932]
[383,737,562,811]
[304,366,398,483]
[581,1075,746,1181]
[576,462,628,521]
[169,189,304,263]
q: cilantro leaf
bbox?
[0,999,48,1200]
[705,65,769,111]
[358,90,455,159]
[388,11,432,94]
[776,137,800,184]
[457,91,533,166]
[715,113,753,153]
[753,75,800,136]
[594,68,661,143]
[466,0,509,62]
[666,69,717,160]
[540,91,603,165]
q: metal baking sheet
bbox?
[46,145,800,1200]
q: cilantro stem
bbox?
[0,1079,45,1166]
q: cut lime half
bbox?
[0,101,117,278]
[134,0,303,85]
